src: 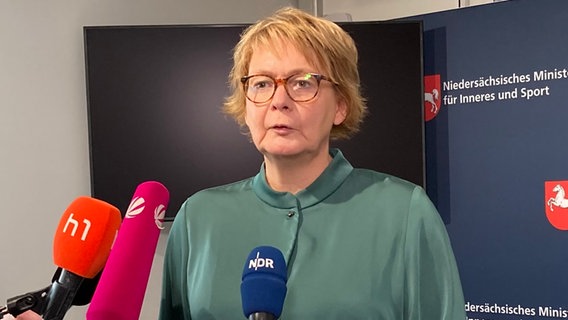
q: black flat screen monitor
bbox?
[84,21,424,220]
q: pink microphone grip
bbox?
[87,181,169,320]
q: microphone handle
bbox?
[249,313,277,320]
[43,269,83,320]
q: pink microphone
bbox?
[86,181,169,320]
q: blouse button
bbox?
[287,210,295,218]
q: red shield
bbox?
[424,74,441,122]
[544,180,568,230]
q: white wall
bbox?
[0,1,292,319]
[0,0,494,319]
[323,0,456,20]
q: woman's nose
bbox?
[270,84,292,110]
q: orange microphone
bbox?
[42,196,121,320]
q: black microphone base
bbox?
[249,313,277,320]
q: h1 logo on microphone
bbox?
[62,213,91,241]
[545,180,568,230]
[248,251,275,270]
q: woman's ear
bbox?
[333,99,348,125]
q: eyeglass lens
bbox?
[244,73,323,103]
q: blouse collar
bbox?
[252,148,353,209]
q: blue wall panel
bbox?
[416,1,568,318]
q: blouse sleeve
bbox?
[158,203,192,320]
[403,186,466,319]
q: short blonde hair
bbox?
[223,7,367,140]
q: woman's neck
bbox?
[263,149,332,194]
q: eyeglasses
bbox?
[241,73,335,104]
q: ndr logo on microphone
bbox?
[248,252,275,270]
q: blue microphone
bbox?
[240,246,287,320]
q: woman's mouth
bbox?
[270,125,293,134]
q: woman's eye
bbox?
[291,79,313,90]
[252,80,273,90]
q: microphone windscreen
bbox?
[241,246,287,318]
[87,181,169,320]
[52,196,122,279]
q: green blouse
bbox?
[159,149,465,319]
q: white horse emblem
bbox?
[425,88,439,114]
[547,184,568,211]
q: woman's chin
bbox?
[260,145,304,158]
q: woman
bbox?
[159,7,465,320]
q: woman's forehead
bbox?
[249,39,325,73]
